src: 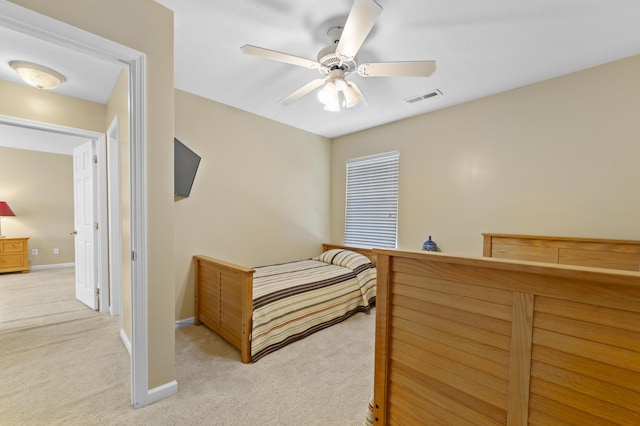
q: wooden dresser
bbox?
[483,233,640,271]
[0,237,30,273]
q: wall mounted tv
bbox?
[174,137,201,201]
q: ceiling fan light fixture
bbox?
[317,68,363,112]
[318,81,341,111]
[323,101,341,112]
[342,83,363,108]
[9,60,66,90]
[334,78,348,91]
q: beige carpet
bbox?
[0,268,375,425]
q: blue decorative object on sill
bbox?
[422,236,438,252]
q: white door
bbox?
[73,141,99,310]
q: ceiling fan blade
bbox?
[278,78,327,105]
[241,44,320,69]
[335,0,383,60]
[358,61,437,77]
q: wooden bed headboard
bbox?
[372,248,640,425]
[483,233,640,272]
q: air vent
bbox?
[405,89,442,104]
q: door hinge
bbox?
[132,251,137,261]
[93,155,98,164]
[94,222,99,230]
[95,288,100,296]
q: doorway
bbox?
[0,2,151,407]
[0,118,113,312]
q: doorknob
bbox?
[70,230,77,235]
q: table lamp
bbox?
[0,201,16,238]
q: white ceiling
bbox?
[155,0,640,138]
[1,0,640,144]
[0,25,120,104]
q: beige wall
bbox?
[0,147,74,266]
[174,89,331,320]
[331,54,640,256]
[0,80,106,132]
[11,0,176,390]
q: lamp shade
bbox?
[317,81,341,112]
[342,83,363,108]
[0,202,16,217]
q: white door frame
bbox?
[107,117,122,318]
[0,2,151,408]
[96,134,110,314]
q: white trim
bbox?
[31,263,75,270]
[129,53,149,409]
[148,380,178,405]
[120,328,132,355]
[175,317,195,329]
[96,134,110,314]
[0,115,103,140]
[0,2,140,69]
[107,117,123,318]
[0,2,152,409]
[346,150,401,164]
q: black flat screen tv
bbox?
[174,137,201,200]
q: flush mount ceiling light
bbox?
[9,60,66,90]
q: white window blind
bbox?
[344,151,399,248]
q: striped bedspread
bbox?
[250,250,376,361]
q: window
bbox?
[344,151,399,248]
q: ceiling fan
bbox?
[240,0,436,111]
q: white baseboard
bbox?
[120,328,132,355]
[175,317,195,329]
[31,263,74,270]
[147,380,178,405]
[120,330,178,407]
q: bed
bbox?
[371,235,640,425]
[193,244,376,363]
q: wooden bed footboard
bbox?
[194,255,255,363]
[372,248,640,425]
[194,244,375,363]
